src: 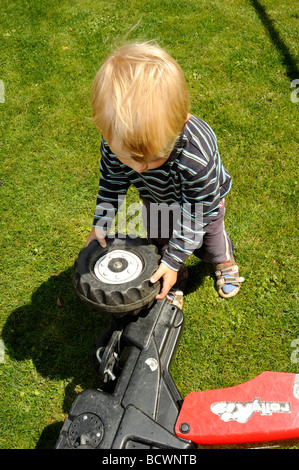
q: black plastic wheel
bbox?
[74,236,161,317]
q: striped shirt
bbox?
[93,115,232,270]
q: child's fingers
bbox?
[156,283,169,300]
[151,264,177,300]
[98,237,107,248]
[85,227,107,247]
[150,264,166,284]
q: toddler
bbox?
[85,42,244,307]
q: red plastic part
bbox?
[175,372,299,445]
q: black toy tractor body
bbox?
[55,237,299,449]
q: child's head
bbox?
[92,42,189,161]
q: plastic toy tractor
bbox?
[55,237,299,449]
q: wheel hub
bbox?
[94,249,143,284]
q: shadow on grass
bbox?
[249,0,299,81]
[2,259,208,448]
[185,260,214,295]
[2,267,112,447]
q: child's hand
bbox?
[85,227,107,247]
[150,263,178,300]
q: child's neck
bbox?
[181,113,191,131]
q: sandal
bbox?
[167,289,184,309]
[166,265,188,309]
[214,256,245,299]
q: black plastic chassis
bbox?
[55,299,194,449]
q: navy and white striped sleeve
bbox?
[160,118,231,270]
[93,138,131,230]
[160,165,218,270]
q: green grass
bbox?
[0,0,298,449]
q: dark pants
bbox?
[142,198,233,265]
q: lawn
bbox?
[0,0,298,449]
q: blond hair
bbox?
[92,42,189,160]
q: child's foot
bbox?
[214,256,244,298]
[167,289,184,309]
[166,265,188,309]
